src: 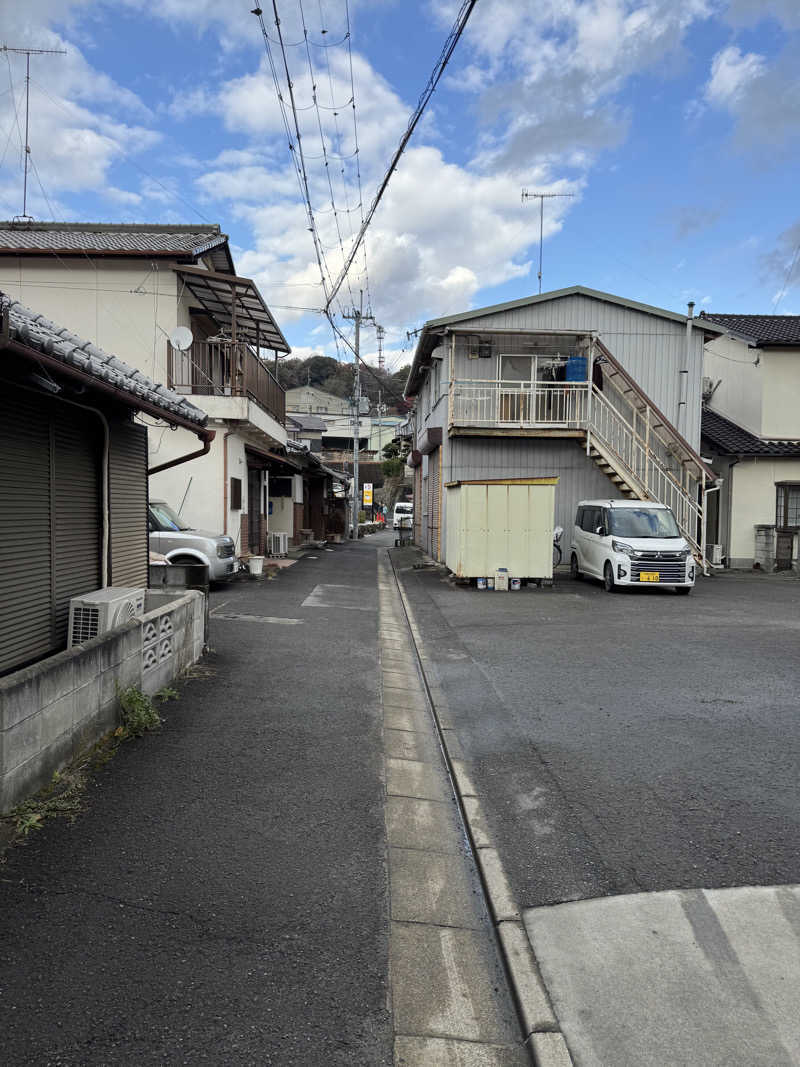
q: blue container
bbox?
[477,577,487,590]
[565,354,588,382]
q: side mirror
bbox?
[596,525,606,536]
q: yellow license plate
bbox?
[639,571,659,582]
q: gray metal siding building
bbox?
[406,287,722,565]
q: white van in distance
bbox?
[570,499,695,594]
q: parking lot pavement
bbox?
[394,561,800,907]
[394,558,800,1064]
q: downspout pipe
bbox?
[222,429,235,536]
[148,429,215,476]
[680,301,694,438]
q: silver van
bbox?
[148,501,237,581]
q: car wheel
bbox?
[570,553,582,580]
[603,561,617,593]
[675,585,692,595]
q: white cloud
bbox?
[705,46,765,107]
[699,45,800,149]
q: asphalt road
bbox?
[395,561,800,908]
[0,538,391,1066]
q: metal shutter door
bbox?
[53,407,102,647]
[428,447,441,560]
[413,467,422,544]
[0,391,54,673]
[109,420,149,587]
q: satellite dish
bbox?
[170,326,193,351]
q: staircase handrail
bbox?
[594,340,715,483]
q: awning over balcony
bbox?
[176,265,291,353]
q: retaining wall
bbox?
[0,590,204,813]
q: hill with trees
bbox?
[276,354,411,413]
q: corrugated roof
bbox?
[3,292,207,426]
[0,222,232,269]
[175,265,290,352]
[701,407,800,456]
[406,285,724,396]
[699,313,800,346]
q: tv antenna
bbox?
[521,190,575,294]
[1,45,67,221]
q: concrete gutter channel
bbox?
[381,550,573,1067]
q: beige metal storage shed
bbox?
[444,477,558,580]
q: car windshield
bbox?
[150,502,191,531]
[396,504,413,513]
[608,507,680,538]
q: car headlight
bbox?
[612,539,634,555]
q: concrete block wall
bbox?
[754,525,776,570]
[1,590,204,813]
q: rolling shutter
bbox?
[0,391,55,673]
[0,389,101,675]
[109,419,149,587]
[53,408,102,647]
[428,447,441,560]
[413,467,422,545]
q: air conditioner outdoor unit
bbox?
[68,587,145,647]
[269,532,289,558]
[708,543,724,566]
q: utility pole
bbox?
[1,45,66,220]
[343,293,374,537]
[376,324,385,371]
[521,190,574,294]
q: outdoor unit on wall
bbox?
[708,544,724,565]
[269,532,289,557]
[68,588,146,647]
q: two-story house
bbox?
[0,221,296,556]
[699,314,800,570]
[404,286,723,569]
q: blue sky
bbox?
[1,0,799,371]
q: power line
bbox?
[324,0,479,311]
[298,0,357,311]
[772,241,800,312]
[344,0,372,316]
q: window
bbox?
[575,507,584,530]
[230,477,242,511]
[776,483,800,528]
[581,507,599,533]
[607,507,679,538]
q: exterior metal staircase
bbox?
[585,340,716,562]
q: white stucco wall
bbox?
[728,458,800,563]
[703,335,762,435]
[0,257,187,386]
[761,350,800,439]
[147,425,253,545]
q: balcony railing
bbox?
[167,339,285,426]
[450,379,588,430]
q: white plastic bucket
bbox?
[248,555,265,577]
[486,576,495,590]
[476,577,487,590]
[510,578,521,591]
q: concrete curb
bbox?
[388,551,575,1067]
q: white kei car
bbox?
[570,499,695,594]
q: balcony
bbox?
[167,339,285,426]
[449,378,588,433]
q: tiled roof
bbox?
[699,313,800,346]
[701,407,800,456]
[286,412,328,431]
[0,222,228,261]
[3,293,207,426]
